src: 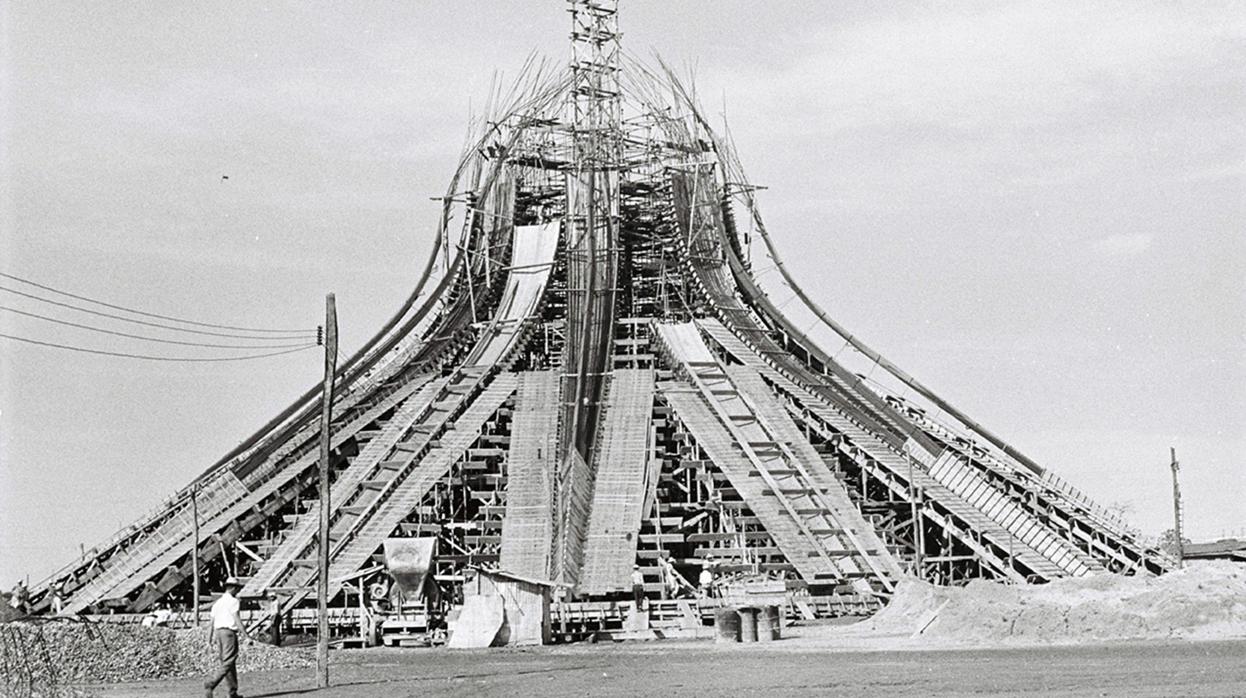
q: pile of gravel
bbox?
[171,627,315,675]
[0,620,313,689]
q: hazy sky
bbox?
[2,2,1243,585]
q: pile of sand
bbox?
[852,561,1246,646]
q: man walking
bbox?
[630,564,646,610]
[205,577,254,698]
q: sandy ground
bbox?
[79,637,1246,697]
[22,566,1246,696]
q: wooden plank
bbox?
[498,371,561,579]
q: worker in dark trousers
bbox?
[631,564,646,610]
[205,577,254,698]
[267,594,283,647]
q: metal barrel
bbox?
[757,605,781,642]
[737,606,759,643]
[714,607,741,644]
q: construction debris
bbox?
[835,561,1246,646]
[0,620,312,691]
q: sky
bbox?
[1,2,1243,585]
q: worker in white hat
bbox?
[204,576,254,698]
[699,556,716,598]
[630,564,646,610]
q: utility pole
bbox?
[191,485,201,626]
[1170,447,1184,567]
[317,293,337,688]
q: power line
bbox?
[0,285,315,341]
[0,305,315,349]
[0,332,318,362]
[0,271,315,335]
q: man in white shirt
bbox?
[204,577,254,698]
[50,582,66,616]
[630,564,646,609]
[699,557,716,598]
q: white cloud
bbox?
[1182,160,1246,183]
[700,3,1245,136]
[1092,232,1153,257]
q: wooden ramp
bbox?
[267,372,518,606]
[466,222,561,368]
[64,374,435,614]
[499,371,561,579]
[242,376,444,597]
[654,323,898,592]
[698,318,1069,582]
[927,451,1101,576]
[579,369,656,595]
[725,365,902,579]
[325,374,519,591]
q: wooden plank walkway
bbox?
[466,222,560,367]
[654,322,894,590]
[64,374,435,613]
[699,318,1067,582]
[241,376,446,597]
[325,374,519,590]
[726,365,903,579]
[498,371,561,579]
[928,451,1101,576]
[579,369,656,594]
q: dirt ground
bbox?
[80,638,1246,697]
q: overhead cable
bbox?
[0,305,315,349]
[0,271,315,335]
[0,285,314,341]
[0,332,318,362]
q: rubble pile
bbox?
[860,561,1246,646]
[171,628,315,675]
[0,621,312,688]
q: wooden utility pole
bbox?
[191,485,201,625]
[1170,447,1184,567]
[317,293,337,688]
